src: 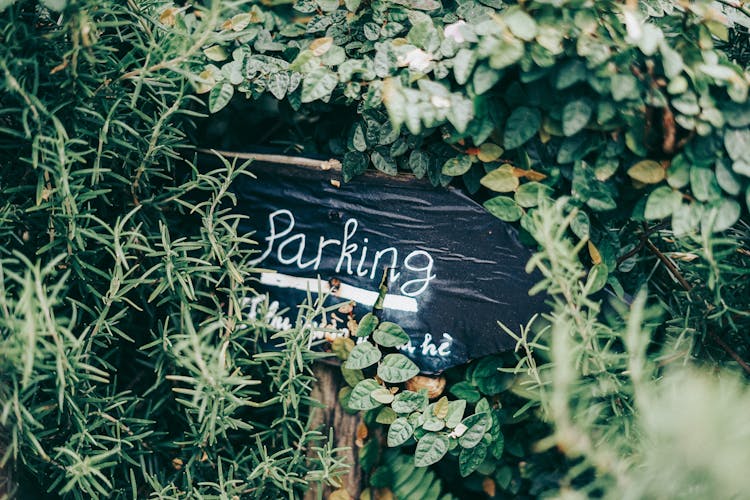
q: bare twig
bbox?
[709,331,750,376]
[644,238,693,292]
[195,148,343,171]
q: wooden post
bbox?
[306,362,364,499]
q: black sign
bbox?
[220,154,546,373]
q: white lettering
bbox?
[336,218,359,275]
[400,250,436,297]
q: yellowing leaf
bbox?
[203,45,228,62]
[627,160,665,184]
[433,396,449,419]
[587,241,602,265]
[159,7,177,26]
[310,37,334,56]
[477,143,503,162]
[480,164,519,192]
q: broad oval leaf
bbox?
[483,196,522,222]
[562,99,592,137]
[345,341,381,369]
[301,68,338,103]
[377,353,420,383]
[477,143,503,162]
[422,414,445,432]
[348,379,382,411]
[392,390,428,414]
[442,155,473,176]
[459,441,488,477]
[645,186,681,220]
[480,165,519,193]
[356,312,379,338]
[458,412,491,448]
[414,433,449,467]
[627,160,665,184]
[372,322,409,347]
[387,417,415,447]
[209,83,234,113]
[504,107,541,150]
[445,400,467,428]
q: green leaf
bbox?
[459,413,491,448]
[341,367,364,387]
[392,390,428,413]
[447,94,474,134]
[725,128,750,162]
[483,196,522,222]
[442,155,473,176]
[504,7,537,41]
[445,400,467,428]
[342,151,369,182]
[422,414,445,432]
[515,182,552,208]
[471,356,507,394]
[489,37,525,69]
[351,122,367,152]
[344,0,361,11]
[555,60,587,89]
[473,63,501,95]
[371,149,398,175]
[41,0,66,11]
[373,322,409,347]
[449,382,481,403]
[453,49,476,86]
[414,433,449,467]
[459,441,488,477]
[409,150,430,179]
[585,263,608,294]
[611,74,640,101]
[704,199,740,232]
[301,68,338,103]
[480,165,519,192]
[504,107,541,149]
[378,354,420,383]
[315,0,339,12]
[356,312,379,338]
[491,431,505,459]
[627,160,665,184]
[387,417,415,447]
[267,72,290,100]
[393,0,442,10]
[667,154,690,188]
[690,167,721,202]
[376,407,398,425]
[204,45,229,62]
[562,99,592,137]
[644,186,681,220]
[345,341,381,369]
[570,210,590,240]
[208,83,234,113]
[348,379,382,410]
[715,159,741,196]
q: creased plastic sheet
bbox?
[228,158,547,373]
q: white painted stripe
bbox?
[259,272,419,312]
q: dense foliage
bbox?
[1,0,749,498]
[0,1,345,498]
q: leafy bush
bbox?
[0,1,345,498]
[2,0,750,498]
